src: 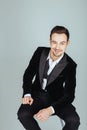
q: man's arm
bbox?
[22,47,42,97]
[51,63,77,113]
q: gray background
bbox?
[0,0,87,130]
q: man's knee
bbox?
[17,104,33,121]
[66,113,80,128]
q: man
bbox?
[17,26,80,130]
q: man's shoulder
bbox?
[65,53,77,67]
[32,47,50,58]
[37,46,50,50]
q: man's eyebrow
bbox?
[51,40,67,43]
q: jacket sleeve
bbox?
[22,47,42,97]
[52,63,77,112]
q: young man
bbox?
[17,26,80,130]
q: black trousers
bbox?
[17,91,80,130]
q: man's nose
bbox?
[56,43,60,49]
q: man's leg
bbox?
[17,96,45,130]
[55,104,80,130]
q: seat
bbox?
[35,116,64,130]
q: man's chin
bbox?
[53,53,62,58]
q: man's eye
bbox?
[51,41,57,44]
[60,42,66,45]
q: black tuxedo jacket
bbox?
[22,47,77,112]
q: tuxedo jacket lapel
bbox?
[47,54,68,86]
[39,48,68,86]
[39,48,50,86]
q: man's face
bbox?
[50,33,69,59]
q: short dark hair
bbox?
[50,25,70,41]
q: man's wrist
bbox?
[47,106,55,115]
[50,106,55,114]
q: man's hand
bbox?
[22,96,34,105]
[35,107,53,121]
